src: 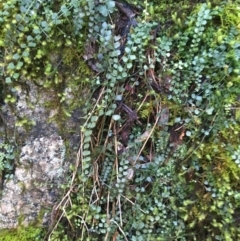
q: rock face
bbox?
[0,135,66,229]
[0,82,80,229]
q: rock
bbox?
[0,135,66,229]
[0,81,81,229]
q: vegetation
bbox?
[0,0,240,241]
[0,142,15,198]
[0,225,44,241]
[0,143,14,173]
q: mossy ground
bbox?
[0,225,45,241]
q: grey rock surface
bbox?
[0,81,80,229]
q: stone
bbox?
[0,81,81,229]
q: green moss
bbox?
[0,225,45,241]
[219,3,240,30]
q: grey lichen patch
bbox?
[0,135,66,229]
[14,82,59,137]
[0,79,83,230]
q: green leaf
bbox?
[20,43,27,48]
[114,35,121,41]
[118,66,123,72]
[13,73,20,79]
[22,51,29,57]
[114,41,120,49]
[33,26,40,34]
[87,122,96,128]
[84,143,90,149]
[102,22,108,29]
[84,130,92,136]
[127,62,132,69]
[132,46,137,51]
[84,136,91,143]
[83,156,91,162]
[105,110,113,116]
[98,5,108,16]
[8,62,15,69]
[112,50,121,56]
[5,77,12,83]
[28,42,36,47]
[125,47,131,53]
[16,62,23,69]
[27,35,33,41]
[186,131,191,136]
[61,5,70,16]
[194,109,200,115]
[83,162,90,169]
[112,70,118,77]
[106,1,115,9]
[112,115,121,121]
[41,21,48,28]
[51,13,58,21]
[133,221,144,230]
[143,65,148,70]
[122,72,127,78]
[122,56,128,63]
[105,33,111,41]
[20,6,27,13]
[115,95,122,101]
[83,150,91,156]
[205,107,214,115]
[91,116,98,122]
[13,53,20,60]
[129,55,136,60]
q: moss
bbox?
[219,3,240,30]
[0,205,51,241]
[0,225,45,241]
